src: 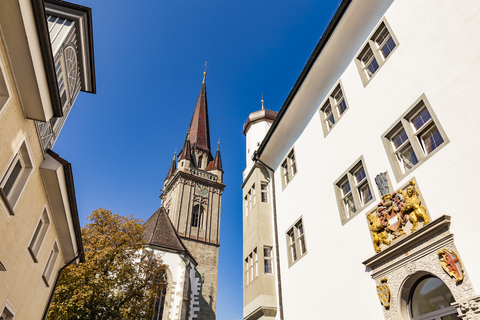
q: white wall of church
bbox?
[264,0,480,319]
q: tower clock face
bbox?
[195,183,208,197]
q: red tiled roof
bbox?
[187,81,211,153]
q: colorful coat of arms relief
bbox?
[438,249,464,282]
[367,173,430,253]
[376,278,390,308]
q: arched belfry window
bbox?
[191,204,204,228]
[198,155,203,169]
[409,276,459,320]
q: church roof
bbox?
[143,207,197,265]
[178,136,192,161]
[186,80,211,153]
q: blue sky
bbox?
[54,0,341,318]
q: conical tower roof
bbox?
[165,152,176,180]
[186,79,211,153]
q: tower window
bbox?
[261,183,268,203]
[191,204,204,228]
[198,155,203,169]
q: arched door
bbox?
[409,276,459,320]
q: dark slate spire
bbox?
[186,78,211,153]
[165,152,176,180]
[143,207,197,265]
[178,133,192,161]
[213,141,223,172]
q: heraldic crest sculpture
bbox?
[367,173,430,253]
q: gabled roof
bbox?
[178,136,192,161]
[143,207,197,265]
[186,80,211,153]
[213,145,223,172]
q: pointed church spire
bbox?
[179,132,192,161]
[165,151,177,180]
[186,70,211,153]
[213,140,223,172]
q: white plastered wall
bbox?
[263,0,480,319]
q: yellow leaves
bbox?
[46,208,167,320]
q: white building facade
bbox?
[242,0,480,319]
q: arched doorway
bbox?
[409,275,459,320]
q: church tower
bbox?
[160,71,224,320]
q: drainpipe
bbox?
[254,155,284,320]
[42,250,83,320]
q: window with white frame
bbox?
[383,97,448,179]
[244,195,248,218]
[286,218,307,267]
[28,209,50,263]
[0,55,10,114]
[281,149,297,188]
[261,183,268,203]
[264,247,273,274]
[42,242,59,287]
[253,248,258,278]
[335,158,374,224]
[356,20,398,85]
[252,183,256,207]
[245,257,249,286]
[0,142,33,210]
[1,302,15,320]
[249,252,254,282]
[319,82,349,135]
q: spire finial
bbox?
[217,139,220,150]
[203,61,209,82]
[261,93,264,110]
[173,150,176,160]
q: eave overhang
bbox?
[253,0,353,166]
[40,150,85,263]
[0,0,60,120]
[45,0,96,94]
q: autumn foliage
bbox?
[47,208,167,320]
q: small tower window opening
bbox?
[191,204,204,228]
[198,155,203,169]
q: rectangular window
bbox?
[252,183,256,207]
[261,183,268,203]
[28,209,50,263]
[264,247,273,274]
[319,82,350,135]
[0,303,14,320]
[384,97,448,179]
[249,252,254,282]
[245,257,249,285]
[42,242,59,287]
[0,142,33,210]
[356,19,398,85]
[248,190,252,211]
[281,148,298,188]
[253,248,258,278]
[335,158,375,224]
[286,217,307,267]
[244,195,248,218]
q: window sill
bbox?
[287,252,307,269]
[0,188,15,216]
[341,197,376,226]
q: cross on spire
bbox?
[203,61,209,82]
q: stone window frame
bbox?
[334,156,376,226]
[382,94,449,182]
[28,207,51,263]
[0,50,13,119]
[190,203,205,229]
[354,18,400,87]
[42,241,59,287]
[280,147,297,189]
[260,182,269,203]
[0,138,34,214]
[244,247,258,287]
[1,300,16,320]
[285,216,307,268]
[263,246,274,274]
[319,80,350,137]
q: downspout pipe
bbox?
[41,250,83,320]
[253,154,284,320]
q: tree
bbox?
[47,208,167,320]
